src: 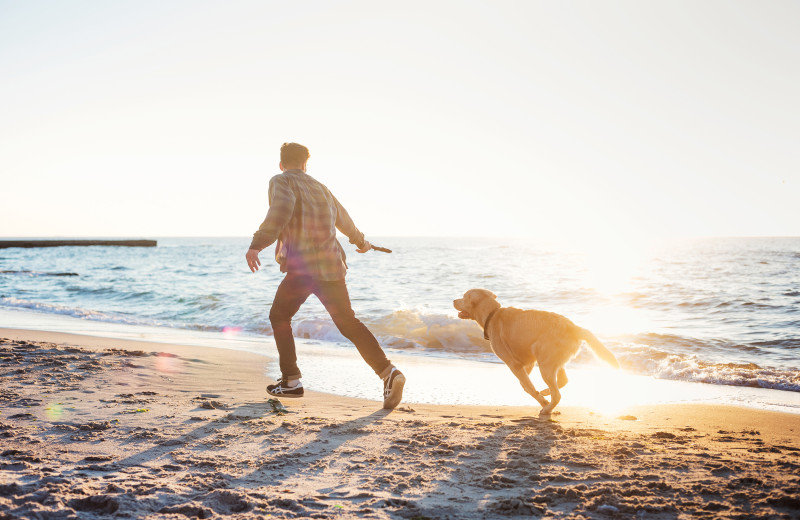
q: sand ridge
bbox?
[0,331,799,519]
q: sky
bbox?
[1,0,798,241]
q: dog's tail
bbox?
[579,328,620,369]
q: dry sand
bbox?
[1,328,798,519]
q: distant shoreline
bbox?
[0,239,156,248]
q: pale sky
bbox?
[1,0,798,240]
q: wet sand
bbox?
[1,328,798,519]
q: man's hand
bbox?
[246,249,262,272]
[356,240,372,254]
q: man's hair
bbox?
[280,142,310,168]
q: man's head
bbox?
[280,142,310,171]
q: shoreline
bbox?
[1,328,799,518]
[2,310,798,416]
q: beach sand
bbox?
[1,328,798,519]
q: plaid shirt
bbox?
[249,169,366,281]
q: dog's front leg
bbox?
[508,365,549,408]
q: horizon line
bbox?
[1,234,799,240]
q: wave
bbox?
[0,297,168,328]
[607,343,800,393]
[623,292,797,315]
[291,310,494,358]
[372,310,491,355]
[751,338,800,349]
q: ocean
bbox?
[1,237,798,413]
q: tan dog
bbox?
[453,289,619,414]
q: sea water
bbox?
[1,237,798,413]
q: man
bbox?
[246,142,405,409]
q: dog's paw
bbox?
[533,394,549,407]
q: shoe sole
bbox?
[382,374,406,409]
[266,390,304,398]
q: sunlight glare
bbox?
[579,305,656,337]
[576,235,653,296]
[565,366,663,417]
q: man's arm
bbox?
[246,176,296,272]
[332,193,371,252]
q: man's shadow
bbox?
[104,400,318,470]
[235,406,394,491]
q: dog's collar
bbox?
[483,308,499,340]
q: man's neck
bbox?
[280,161,307,172]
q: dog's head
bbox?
[453,289,497,320]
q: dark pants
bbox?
[268,273,393,381]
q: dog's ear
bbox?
[473,289,496,301]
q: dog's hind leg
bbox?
[539,367,561,415]
[508,364,549,408]
[540,368,568,396]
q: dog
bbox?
[453,289,619,414]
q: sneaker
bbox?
[382,368,406,409]
[267,378,304,398]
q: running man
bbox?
[246,142,405,409]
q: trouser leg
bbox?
[314,278,393,378]
[268,273,313,380]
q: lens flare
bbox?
[222,326,242,339]
[45,402,64,420]
[155,352,182,374]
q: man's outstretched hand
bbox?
[356,240,372,254]
[246,249,261,272]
